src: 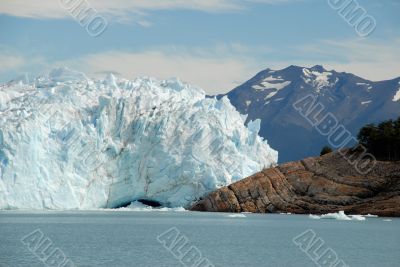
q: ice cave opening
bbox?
[112,199,163,209]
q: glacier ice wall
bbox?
[0,68,278,209]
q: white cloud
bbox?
[0,44,261,94]
[294,38,400,81]
[0,46,29,72]
[136,20,153,28]
[69,49,260,94]
[0,0,300,20]
[0,55,24,72]
[1,38,398,93]
[0,47,50,82]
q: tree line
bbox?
[357,117,400,161]
[320,117,400,161]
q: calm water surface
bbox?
[0,211,399,267]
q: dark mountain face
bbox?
[219,65,400,163]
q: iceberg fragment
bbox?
[309,211,366,221]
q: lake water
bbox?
[0,210,399,267]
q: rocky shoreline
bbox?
[190,152,400,217]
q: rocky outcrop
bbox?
[190,152,400,217]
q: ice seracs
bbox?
[49,67,88,82]
[0,68,278,210]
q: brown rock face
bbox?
[190,152,400,217]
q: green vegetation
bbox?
[357,117,400,161]
[320,146,333,156]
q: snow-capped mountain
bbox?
[0,68,277,210]
[219,65,400,163]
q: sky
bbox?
[0,0,399,94]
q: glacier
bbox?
[0,68,278,210]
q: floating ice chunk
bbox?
[119,201,154,212]
[310,211,365,221]
[349,215,366,221]
[320,211,352,220]
[228,214,247,218]
[111,202,187,212]
[363,214,378,218]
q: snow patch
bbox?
[361,100,372,105]
[252,78,291,92]
[251,77,291,101]
[302,68,336,92]
[356,83,373,91]
[265,91,278,100]
[393,87,400,102]
[263,76,284,82]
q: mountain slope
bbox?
[219,65,400,163]
[0,68,277,210]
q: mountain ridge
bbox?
[217,65,400,163]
